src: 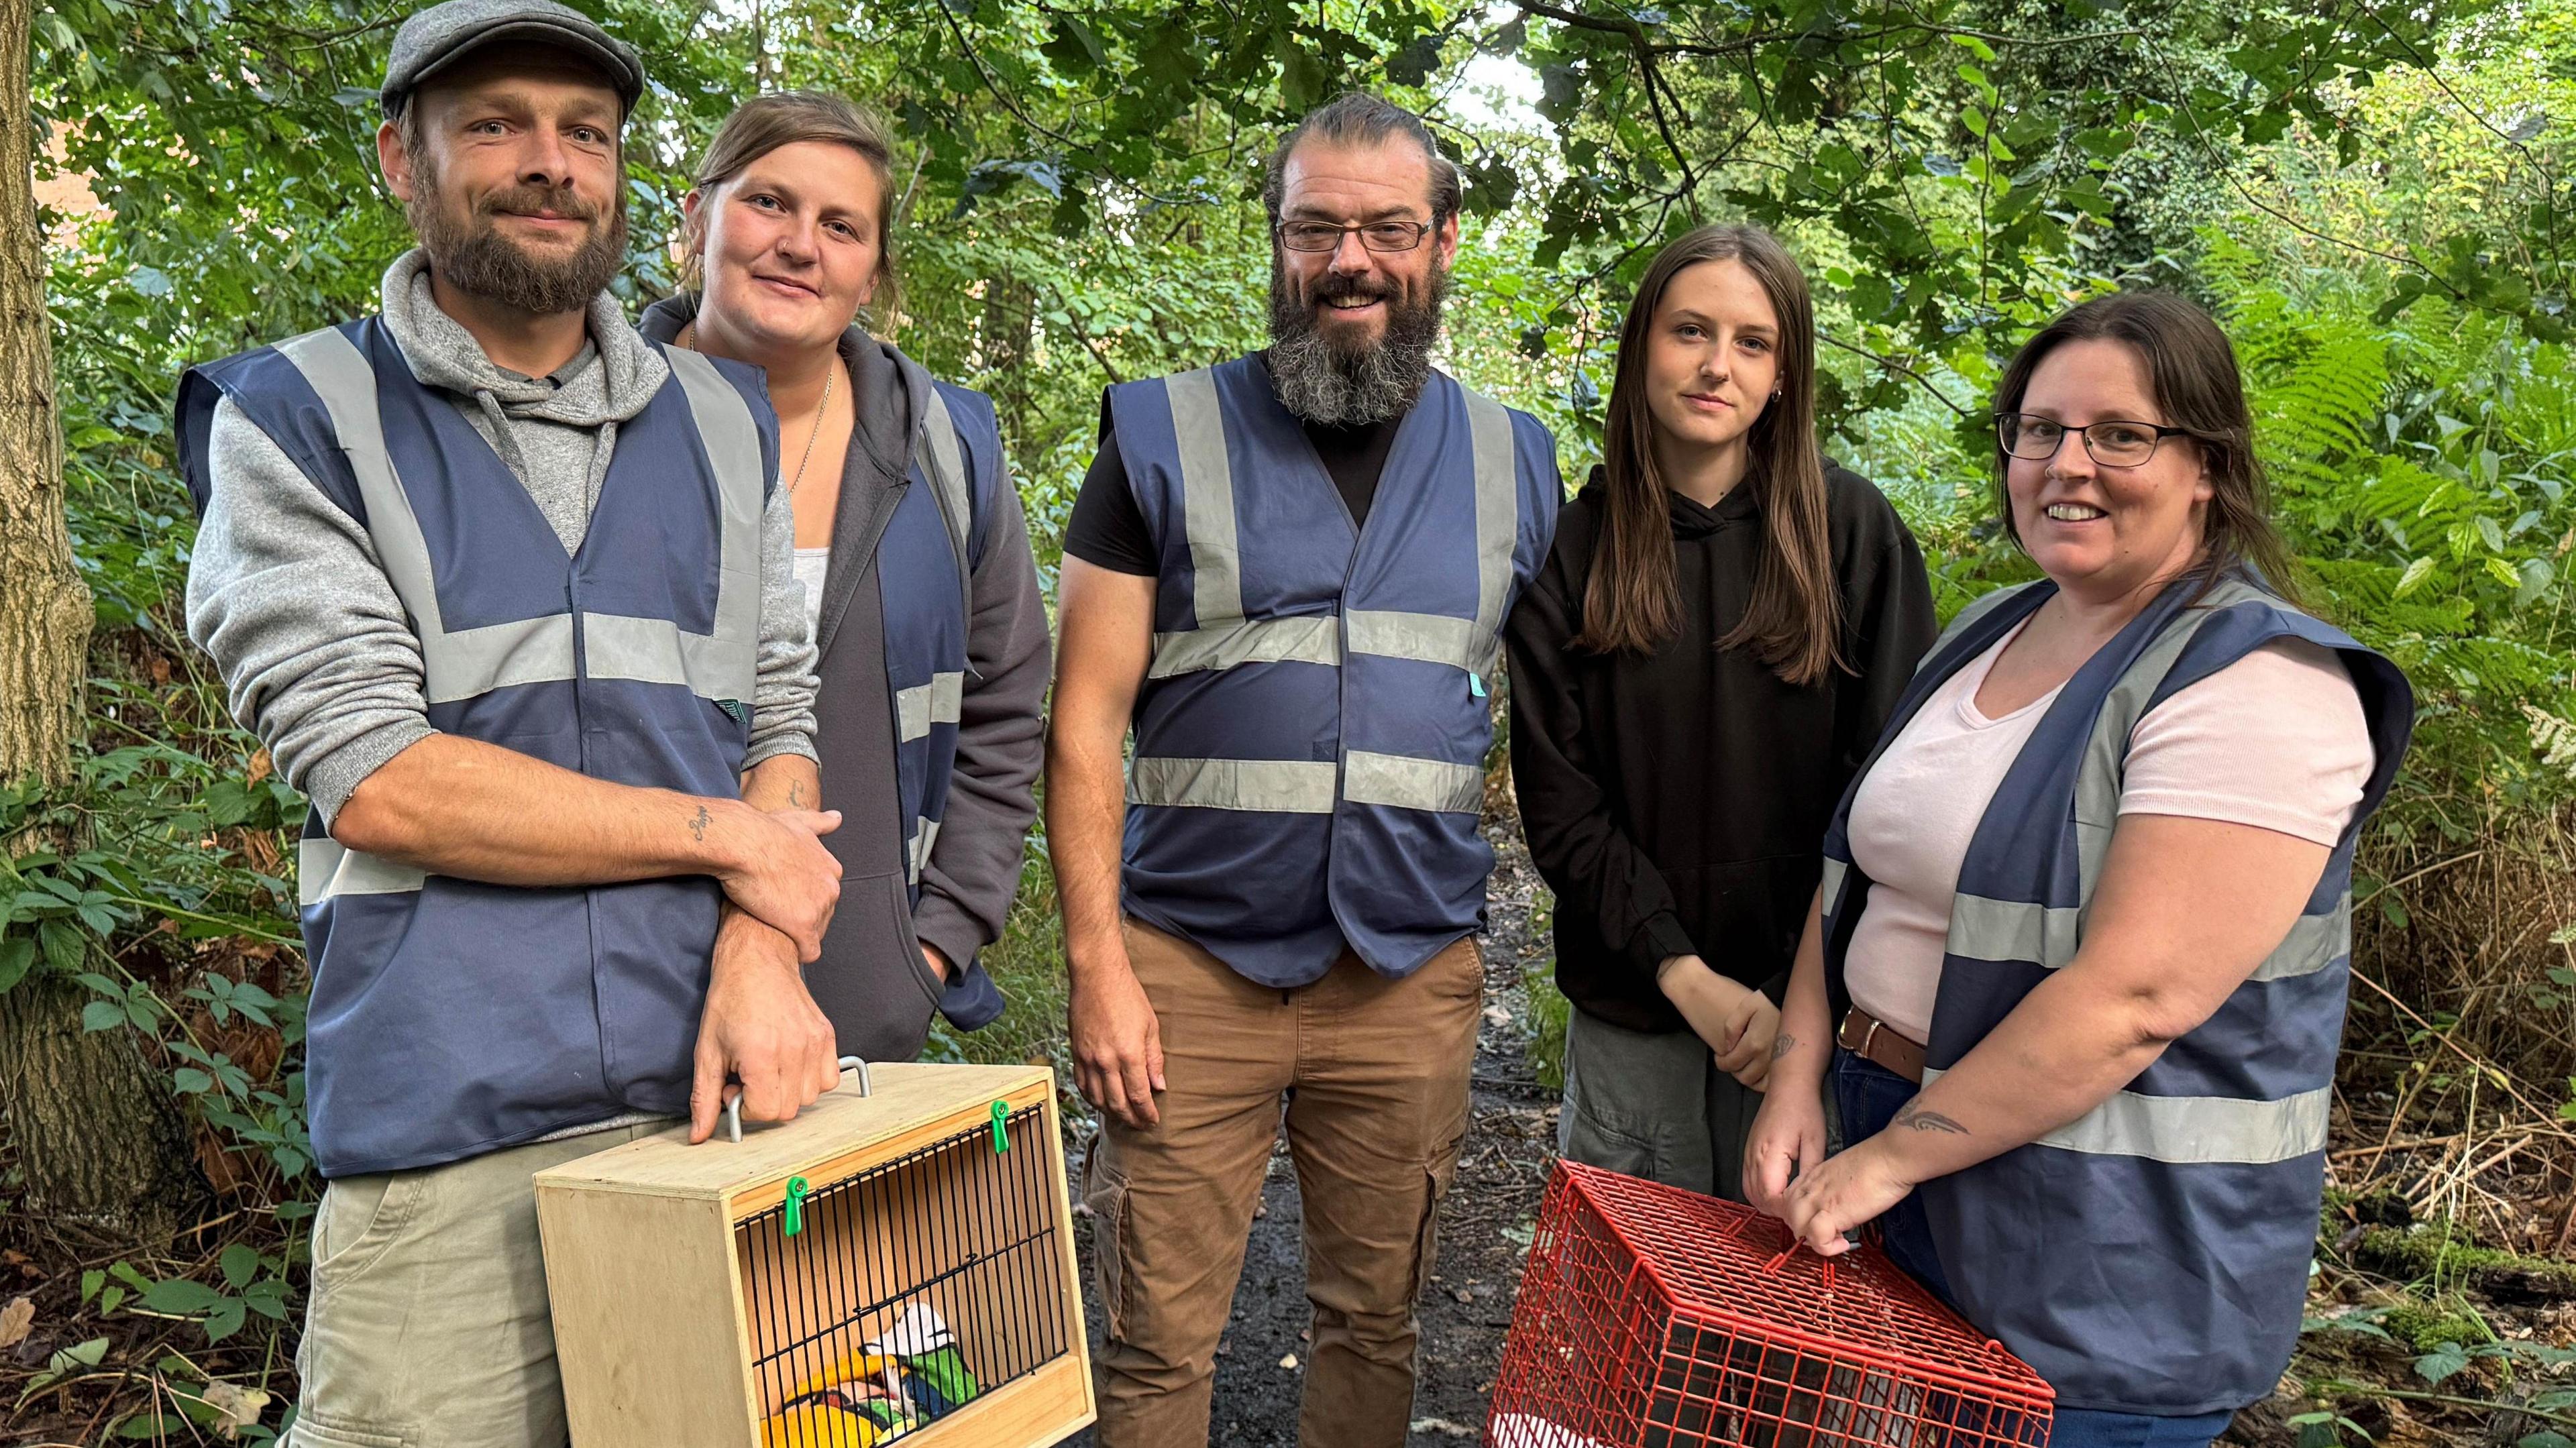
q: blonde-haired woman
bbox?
[644,91,1048,1068]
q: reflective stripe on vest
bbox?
[1917,1065,2334,1166]
[1108,356,1560,983]
[178,315,774,1176]
[1815,571,2415,1412]
[1140,368,1520,785]
[883,379,995,891]
[264,327,762,708]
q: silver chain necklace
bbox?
[788,362,837,499]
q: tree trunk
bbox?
[0,977,205,1239]
[981,274,1038,447]
[0,0,206,1241]
[0,0,85,777]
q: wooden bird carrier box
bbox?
[534,1062,1093,1448]
[1487,1162,2052,1448]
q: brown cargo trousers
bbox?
[1083,917,1482,1448]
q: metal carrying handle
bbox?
[724,1054,871,1145]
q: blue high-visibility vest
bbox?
[176,317,777,1178]
[1819,573,2414,1414]
[877,377,1009,1028]
[1106,355,1561,984]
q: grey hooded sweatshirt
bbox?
[186,250,820,824]
[640,294,1049,1064]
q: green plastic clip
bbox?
[990,1100,1012,1154]
[1468,673,1487,700]
[783,1176,811,1237]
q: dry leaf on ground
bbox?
[197,1380,270,1438]
[0,1296,32,1349]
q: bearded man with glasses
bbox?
[1045,91,1564,1448]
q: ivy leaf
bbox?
[1039,15,1107,74]
[2415,1341,2473,1384]
[81,999,123,1033]
[0,936,33,993]
[1276,32,1327,110]
[219,1244,258,1289]
[1386,34,1442,87]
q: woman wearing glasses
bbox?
[1505,225,1935,1201]
[1743,292,2413,1448]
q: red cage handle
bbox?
[1758,1241,1836,1295]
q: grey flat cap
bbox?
[382,0,645,119]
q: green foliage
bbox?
[13,0,2576,1436]
[1522,891,1570,1092]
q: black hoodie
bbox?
[1504,463,1935,1034]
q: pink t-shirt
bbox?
[1842,621,2375,1044]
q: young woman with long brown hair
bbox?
[1505,225,1935,1199]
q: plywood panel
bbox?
[896,1355,1095,1448]
[729,1080,1053,1219]
[536,1063,1089,1448]
[1038,1087,1099,1427]
[537,1185,756,1445]
[537,1063,1048,1201]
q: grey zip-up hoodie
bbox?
[640,294,1049,1062]
[186,251,819,825]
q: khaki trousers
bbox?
[1084,919,1481,1448]
[286,1122,660,1448]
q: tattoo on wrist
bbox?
[688,805,711,843]
[1891,1101,1968,1135]
[1772,1033,1798,1061]
[787,781,806,809]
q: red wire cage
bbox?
[1484,1162,2055,1448]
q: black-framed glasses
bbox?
[1275,219,1436,254]
[1996,412,2192,467]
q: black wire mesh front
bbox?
[735,1104,1069,1442]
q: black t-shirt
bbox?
[1063,363,1399,577]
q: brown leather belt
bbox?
[1837,1005,1927,1084]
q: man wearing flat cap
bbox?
[176,3,845,1441]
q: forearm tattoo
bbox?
[1772,1033,1798,1061]
[787,781,806,809]
[1891,1100,1969,1135]
[688,805,711,843]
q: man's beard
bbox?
[1267,254,1448,427]
[407,158,627,317]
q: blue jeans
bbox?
[1831,1051,2237,1448]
